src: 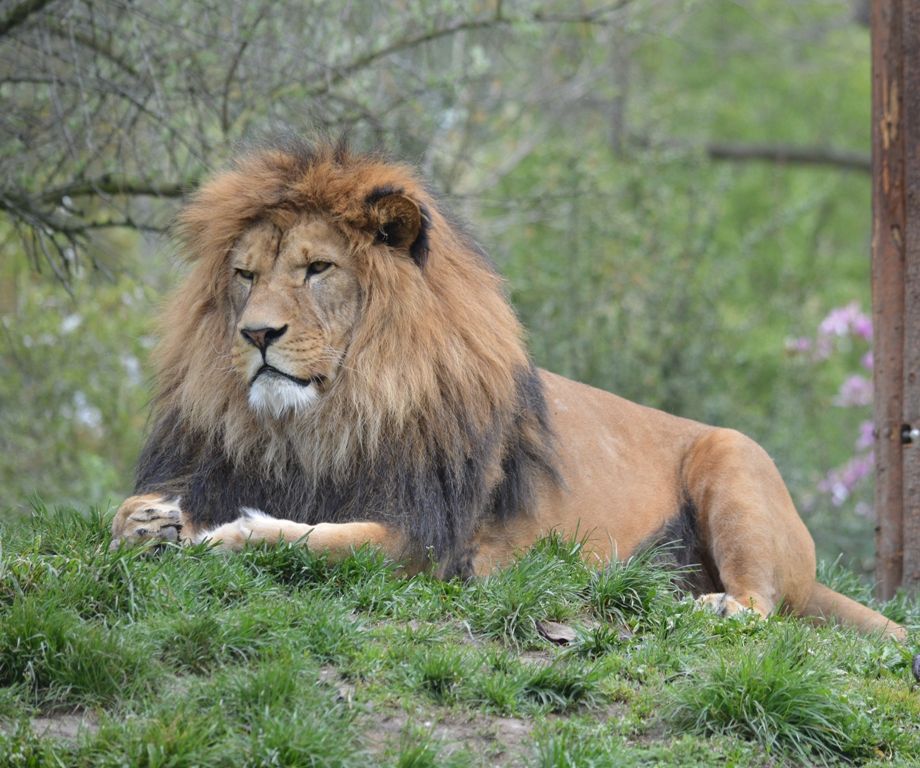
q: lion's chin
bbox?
[248,374,320,419]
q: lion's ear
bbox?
[366,188,430,268]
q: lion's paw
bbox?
[696,592,758,619]
[110,494,185,550]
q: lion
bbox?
[111,138,905,641]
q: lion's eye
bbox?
[306,261,333,278]
[235,268,255,282]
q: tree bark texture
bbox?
[872,0,920,597]
[901,2,920,591]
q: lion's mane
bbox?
[135,138,559,575]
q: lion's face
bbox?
[227,215,360,418]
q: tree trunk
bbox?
[872,0,920,598]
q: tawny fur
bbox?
[159,143,526,475]
[112,138,907,642]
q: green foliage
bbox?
[668,624,878,764]
[0,684,30,722]
[0,598,155,706]
[531,724,615,768]
[466,535,590,647]
[394,729,473,768]
[0,722,71,768]
[588,545,682,625]
[518,659,605,713]
[155,606,279,673]
[412,646,468,703]
[568,623,626,660]
[244,704,362,768]
[0,250,160,508]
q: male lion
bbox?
[112,139,904,640]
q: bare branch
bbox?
[630,136,871,174]
[2,0,862,290]
[306,3,638,99]
[0,0,55,39]
[39,177,191,202]
[220,4,271,136]
[44,23,141,79]
[704,141,870,173]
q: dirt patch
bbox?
[431,712,533,766]
[518,649,555,665]
[29,712,98,743]
[361,708,409,753]
[361,706,534,766]
[318,664,356,703]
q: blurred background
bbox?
[0,1,880,570]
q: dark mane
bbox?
[136,364,557,576]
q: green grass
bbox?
[668,624,875,764]
[588,544,684,626]
[0,505,918,767]
[466,534,591,647]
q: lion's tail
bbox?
[799,581,906,641]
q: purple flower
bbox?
[802,300,878,513]
[818,452,874,507]
[856,420,875,450]
[835,374,873,407]
[819,302,858,337]
[818,302,872,343]
[853,314,873,341]
[818,301,872,350]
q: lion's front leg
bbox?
[198,509,407,564]
[110,494,190,549]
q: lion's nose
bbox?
[240,325,288,352]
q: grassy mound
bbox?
[0,506,917,766]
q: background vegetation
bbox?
[0,1,883,567]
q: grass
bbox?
[0,505,918,767]
[668,624,875,764]
[466,534,590,647]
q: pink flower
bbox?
[856,420,875,450]
[817,302,872,344]
[835,374,872,407]
[853,314,873,341]
[818,452,874,507]
[861,351,873,371]
[819,302,859,337]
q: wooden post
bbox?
[872,0,920,598]
[902,4,920,592]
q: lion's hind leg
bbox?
[682,428,814,621]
